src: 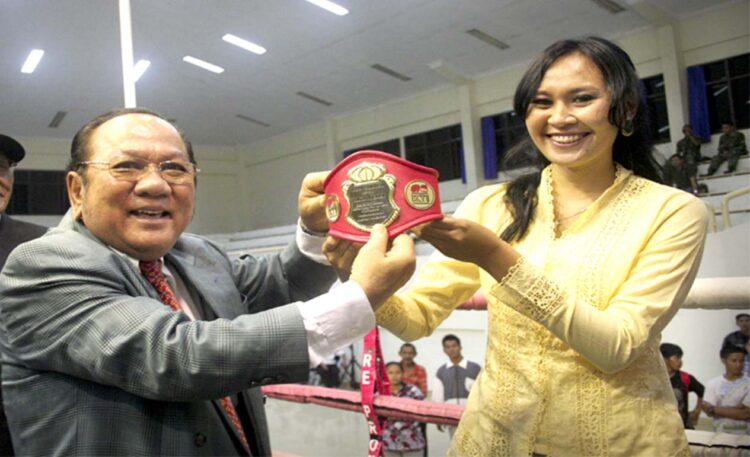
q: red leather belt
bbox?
[324,150,442,242]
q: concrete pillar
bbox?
[658,24,688,142]
[458,82,484,191]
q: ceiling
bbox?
[0,0,732,147]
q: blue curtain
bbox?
[687,65,711,142]
[481,116,498,179]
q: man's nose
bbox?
[134,164,171,194]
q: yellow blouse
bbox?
[376,165,708,457]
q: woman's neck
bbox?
[550,160,616,203]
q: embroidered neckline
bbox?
[542,164,631,239]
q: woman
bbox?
[354,37,707,456]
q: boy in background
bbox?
[660,343,704,429]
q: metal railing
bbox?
[722,185,750,229]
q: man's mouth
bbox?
[131,209,170,219]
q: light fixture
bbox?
[305,0,348,16]
[183,56,224,74]
[590,0,625,14]
[133,59,151,82]
[222,34,266,55]
[371,64,411,82]
[296,91,333,106]
[21,49,45,74]
[236,114,271,127]
[465,29,510,50]
[48,111,67,128]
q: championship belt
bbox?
[323,150,442,242]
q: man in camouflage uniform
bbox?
[675,125,701,188]
[704,122,747,175]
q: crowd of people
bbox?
[0,34,744,456]
[661,313,750,436]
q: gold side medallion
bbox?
[404,179,435,210]
[325,194,340,223]
[342,161,399,232]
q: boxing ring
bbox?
[264,276,750,456]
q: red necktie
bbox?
[139,260,251,452]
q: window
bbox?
[342,139,400,158]
[405,125,463,182]
[492,111,529,170]
[641,75,670,144]
[6,170,69,215]
[702,53,750,132]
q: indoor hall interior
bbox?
[1,0,749,456]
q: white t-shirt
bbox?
[703,375,750,435]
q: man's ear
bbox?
[66,171,85,220]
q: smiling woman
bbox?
[366,36,709,457]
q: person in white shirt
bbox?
[702,346,750,435]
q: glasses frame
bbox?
[77,156,200,185]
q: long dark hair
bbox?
[500,36,663,243]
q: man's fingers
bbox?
[388,233,415,259]
[362,224,388,255]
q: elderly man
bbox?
[0,108,415,456]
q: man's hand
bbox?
[415,216,520,281]
[298,171,329,233]
[323,236,363,281]
[349,225,415,309]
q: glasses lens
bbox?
[109,157,147,180]
[159,161,194,184]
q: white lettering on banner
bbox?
[363,405,371,416]
[362,353,373,368]
[362,371,371,385]
[369,440,378,452]
[368,421,378,435]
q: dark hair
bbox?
[442,334,461,347]
[720,345,746,359]
[66,107,195,173]
[500,36,663,243]
[399,343,417,354]
[386,361,403,371]
[735,313,750,320]
[659,343,683,359]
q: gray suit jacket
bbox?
[0,214,47,269]
[0,213,336,456]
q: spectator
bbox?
[0,134,47,456]
[702,346,750,435]
[660,343,705,429]
[433,335,481,438]
[398,343,428,457]
[663,154,699,195]
[722,313,750,378]
[702,122,747,176]
[382,362,426,457]
[399,343,427,397]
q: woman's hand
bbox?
[414,216,520,281]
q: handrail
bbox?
[721,185,750,229]
[703,201,717,233]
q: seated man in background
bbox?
[703,122,748,176]
[663,154,699,195]
[660,343,705,429]
[722,313,750,378]
[702,346,750,435]
[0,108,416,457]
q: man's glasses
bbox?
[78,156,199,185]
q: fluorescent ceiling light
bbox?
[305,0,348,16]
[133,59,151,82]
[21,49,45,74]
[182,56,224,74]
[222,34,266,55]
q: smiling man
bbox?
[0,108,415,456]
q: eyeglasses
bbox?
[0,158,17,175]
[78,156,199,185]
